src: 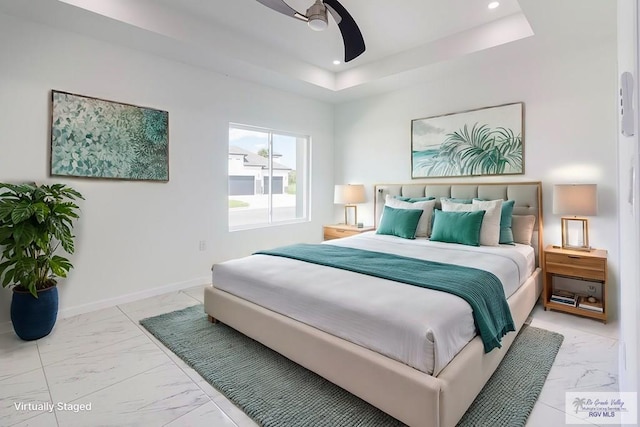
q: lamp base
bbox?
[561,217,591,251]
[561,244,593,252]
[343,205,358,226]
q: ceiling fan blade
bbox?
[323,0,365,62]
[255,0,308,22]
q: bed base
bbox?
[204,268,541,427]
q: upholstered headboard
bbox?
[374,182,544,265]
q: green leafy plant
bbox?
[0,183,83,297]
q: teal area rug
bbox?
[140,305,564,427]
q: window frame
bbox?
[228,123,311,231]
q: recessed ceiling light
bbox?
[488,1,500,9]
[333,60,341,65]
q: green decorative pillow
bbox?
[376,206,423,239]
[385,195,436,237]
[474,199,516,245]
[394,196,436,203]
[430,209,486,246]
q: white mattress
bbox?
[211,232,535,375]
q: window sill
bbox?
[229,218,310,232]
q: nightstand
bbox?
[323,224,375,241]
[543,245,608,323]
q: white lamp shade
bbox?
[553,184,598,216]
[334,184,366,205]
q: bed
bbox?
[205,182,543,427]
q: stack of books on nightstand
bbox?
[577,296,604,312]
[550,290,577,307]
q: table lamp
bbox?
[334,184,366,226]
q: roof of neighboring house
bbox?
[229,146,291,170]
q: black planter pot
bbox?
[11,286,59,341]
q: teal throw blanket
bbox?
[255,243,515,353]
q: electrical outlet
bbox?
[198,240,206,251]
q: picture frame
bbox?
[411,102,524,179]
[50,90,169,181]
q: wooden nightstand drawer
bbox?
[324,227,358,240]
[323,225,375,241]
[545,253,606,281]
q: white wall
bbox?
[617,0,640,403]
[334,36,620,318]
[0,13,334,326]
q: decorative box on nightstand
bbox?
[543,245,608,323]
[323,224,375,241]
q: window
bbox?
[228,123,310,230]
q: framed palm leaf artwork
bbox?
[50,90,169,181]
[411,102,523,179]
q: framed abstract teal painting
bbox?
[50,90,169,181]
[411,102,524,179]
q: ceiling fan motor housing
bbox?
[306,0,328,31]
[254,0,365,61]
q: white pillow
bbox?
[441,198,503,246]
[512,215,536,245]
[384,195,436,237]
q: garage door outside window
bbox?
[263,177,283,194]
[229,176,255,196]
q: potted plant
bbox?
[0,182,83,340]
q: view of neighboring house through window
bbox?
[228,124,310,230]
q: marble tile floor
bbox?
[0,285,620,427]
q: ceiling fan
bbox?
[255,0,365,62]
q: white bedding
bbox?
[211,232,535,375]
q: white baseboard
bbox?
[0,276,211,336]
[58,276,210,319]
